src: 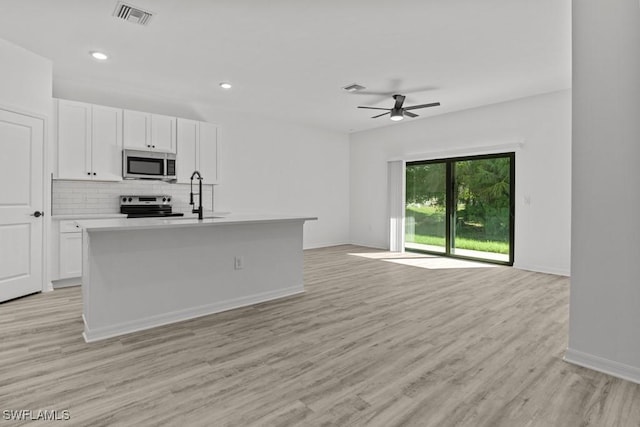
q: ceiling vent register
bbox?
[342,83,366,92]
[113,2,153,26]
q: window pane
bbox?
[405,162,447,253]
[451,157,511,262]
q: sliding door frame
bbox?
[406,152,515,266]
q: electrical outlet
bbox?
[234,256,244,270]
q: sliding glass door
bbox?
[405,153,514,265]
[405,161,447,253]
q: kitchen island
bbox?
[77,215,316,342]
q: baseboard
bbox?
[348,241,388,250]
[564,347,640,385]
[83,286,304,343]
[52,277,82,289]
[513,263,570,277]
[303,240,350,250]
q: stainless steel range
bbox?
[120,195,185,218]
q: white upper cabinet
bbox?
[57,100,122,181]
[122,110,148,151]
[57,100,91,180]
[123,109,176,153]
[176,118,198,183]
[151,114,176,152]
[90,105,123,181]
[176,118,219,185]
[199,121,219,185]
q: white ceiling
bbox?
[0,0,570,133]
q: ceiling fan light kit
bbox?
[357,93,440,121]
[390,110,404,121]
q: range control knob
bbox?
[128,197,132,202]
[162,197,167,202]
[167,197,171,202]
[122,197,127,202]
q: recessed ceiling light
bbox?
[91,51,108,60]
[219,82,232,89]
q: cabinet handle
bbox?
[147,144,151,148]
[152,145,156,148]
[87,172,90,176]
[93,172,96,176]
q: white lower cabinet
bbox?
[58,220,82,281]
[51,216,127,287]
[59,235,82,279]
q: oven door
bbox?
[123,150,166,179]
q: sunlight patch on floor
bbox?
[349,251,499,270]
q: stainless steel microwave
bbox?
[122,149,176,181]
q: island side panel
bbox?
[81,228,91,340]
[82,220,305,341]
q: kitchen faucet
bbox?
[189,171,204,220]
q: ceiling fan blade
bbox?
[393,95,406,110]
[404,111,418,118]
[358,106,392,111]
[404,102,441,111]
[371,112,390,119]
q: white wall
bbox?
[51,84,351,249]
[191,105,350,249]
[349,90,571,275]
[0,38,52,116]
[566,0,640,384]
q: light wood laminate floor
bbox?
[1,245,639,426]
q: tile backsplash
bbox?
[52,180,214,215]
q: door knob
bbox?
[31,211,44,218]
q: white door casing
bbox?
[0,108,45,302]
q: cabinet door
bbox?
[176,118,198,183]
[123,110,150,150]
[57,100,91,179]
[91,105,123,181]
[59,232,82,279]
[151,114,176,153]
[199,122,219,184]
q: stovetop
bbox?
[120,195,184,218]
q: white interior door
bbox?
[0,109,44,302]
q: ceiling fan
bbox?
[358,94,440,121]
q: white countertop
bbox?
[76,214,317,232]
[174,210,231,219]
[52,213,128,220]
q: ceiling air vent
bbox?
[113,2,153,26]
[342,83,366,92]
